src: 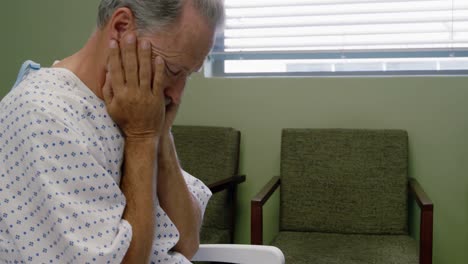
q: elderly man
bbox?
[0,0,224,263]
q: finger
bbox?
[102,71,113,106]
[122,33,139,87]
[138,40,152,90]
[108,39,124,93]
[152,56,166,96]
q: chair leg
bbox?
[229,185,236,244]
[251,201,263,245]
[420,209,433,264]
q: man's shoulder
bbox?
[2,67,106,121]
[0,67,121,153]
[3,68,73,106]
[14,67,84,100]
[1,70,86,136]
[1,71,67,120]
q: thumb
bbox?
[102,71,113,106]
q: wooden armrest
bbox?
[251,176,281,245]
[252,176,281,206]
[409,178,434,264]
[409,178,433,210]
[208,175,246,194]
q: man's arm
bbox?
[157,133,202,259]
[103,34,167,263]
[120,137,158,263]
[0,111,134,263]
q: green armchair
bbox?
[252,129,433,264]
[172,125,246,244]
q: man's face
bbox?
[139,4,215,106]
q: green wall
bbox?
[1,1,467,264]
[178,75,468,264]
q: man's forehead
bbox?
[147,35,213,73]
[141,3,216,73]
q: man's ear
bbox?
[108,7,137,41]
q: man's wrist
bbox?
[159,131,173,150]
[158,132,179,165]
[126,135,160,145]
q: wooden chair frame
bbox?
[251,177,433,264]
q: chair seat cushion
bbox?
[271,231,418,264]
[200,227,231,244]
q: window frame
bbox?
[205,49,468,77]
[205,0,468,78]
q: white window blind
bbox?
[205,0,468,77]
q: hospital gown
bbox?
[0,66,212,263]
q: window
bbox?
[205,0,468,77]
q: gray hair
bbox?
[97,0,224,33]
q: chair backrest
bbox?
[172,125,241,231]
[280,129,408,235]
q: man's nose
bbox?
[164,77,187,105]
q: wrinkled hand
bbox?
[103,33,166,139]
